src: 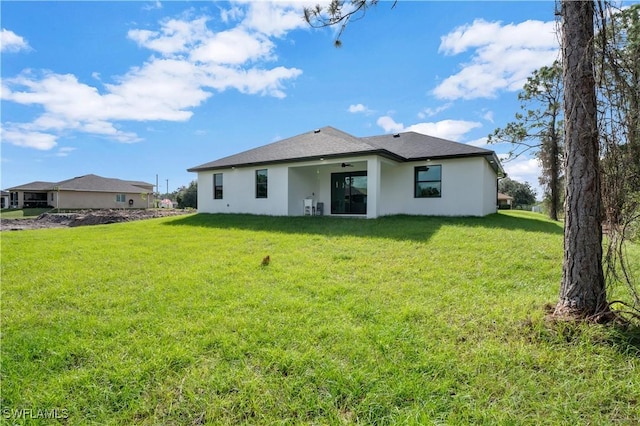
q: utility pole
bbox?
[156,174,159,208]
[166,179,169,198]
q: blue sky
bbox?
[1,1,562,196]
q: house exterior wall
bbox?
[197,165,289,215]
[482,160,499,215]
[287,167,318,215]
[8,190,49,208]
[195,155,498,217]
[7,190,150,209]
[53,191,150,209]
[377,156,497,217]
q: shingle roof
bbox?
[362,132,494,160]
[188,126,505,176]
[188,126,387,171]
[55,174,152,193]
[5,181,57,191]
[5,175,153,193]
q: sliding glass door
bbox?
[331,171,367,214]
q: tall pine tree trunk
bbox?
[548,116,561,222]
[555,0,608,318]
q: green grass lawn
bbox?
[0,208,52,218]
[1,211,638,425]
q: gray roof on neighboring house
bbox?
[5,174,153,193]
[5,181,57,191]
[188,126,505,176]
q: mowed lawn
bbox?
[1,211,638,425]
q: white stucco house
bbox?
[188,126,506,218]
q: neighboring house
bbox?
[497,193,514,209]
[159,199,174,209]
[5,174,154,209]
[0,191,9,209]
[188,126,506,218]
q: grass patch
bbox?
[0,208,52,218]
[1,211,638,424]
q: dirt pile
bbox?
[1,209,191,231]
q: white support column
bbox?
[367,157,381,218]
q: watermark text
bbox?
[2,408,69,420]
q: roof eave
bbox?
[406,152,506,177]
[188,149,403,172]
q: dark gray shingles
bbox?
[56,174,151,193]
[363,132,494,160]
[188,126,382,171]
[6,175,153,193]
[364,132,505,176]
[5,181,57,191]
[188,127,504,175]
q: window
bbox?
[116,193,126,203]
[213,173,223,199]
[256,169,268,198]
[415,165,441,198]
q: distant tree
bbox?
[176,181,197,209]
[498,177,537,208]
[597,4,640,314]
[598,4,640,225]
[488,61,564,220]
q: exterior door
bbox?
[331,171,367,214]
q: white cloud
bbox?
[142,1,163,11]
[239,1,308,37]
[502,156,541,189]
[406,120,482,141]
[348,103,371,114]
[467,137,489,148]
[190,28,275,64]
[418,103,453,119]
[1,29,30,53]
[376,116,405,134]
[2,6,304,150]
[220,5,244,24]
[376,116,482,142]
[1,127,58,150]
[481,110,494,123]
[434,19,558,100]
[54,147,76,157]
[128,16,212,56]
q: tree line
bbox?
[162,180,197,209]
